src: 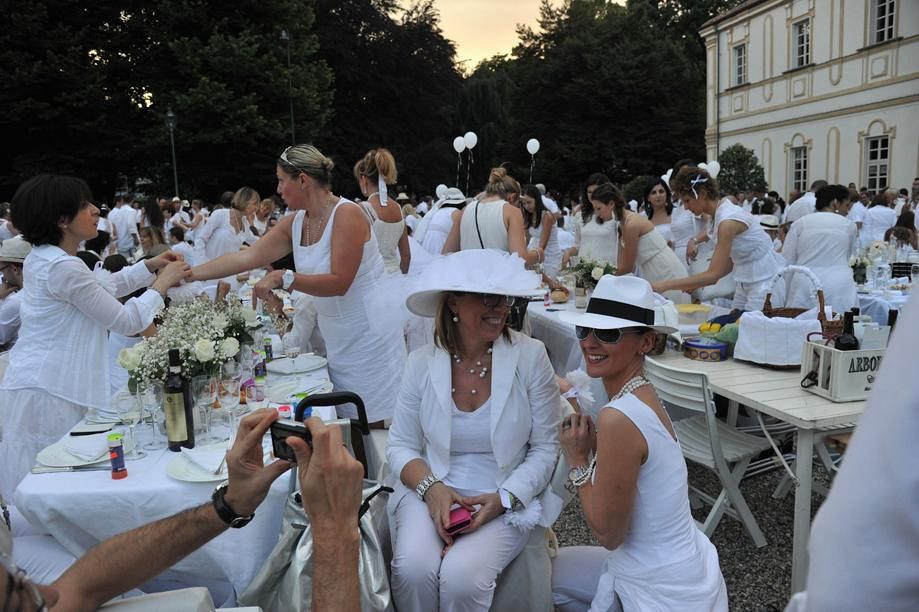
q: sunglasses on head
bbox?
[279,147,307,176]
[454,292,516,308]
[575,326,646,344]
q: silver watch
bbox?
[281,269,295,291]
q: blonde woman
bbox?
[191,144,404,425]
[195,186,259,263]
[353,148,410,274]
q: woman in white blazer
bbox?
[387,249,562,612]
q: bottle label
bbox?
[165,392,188,442]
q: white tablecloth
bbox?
[14,366,331,598]
[857,290,909,323]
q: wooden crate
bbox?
[800,341,885,402]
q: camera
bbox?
[270,421,312,462]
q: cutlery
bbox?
[70,427,113,437]
[31,465,111,474]
[213,451,228,475]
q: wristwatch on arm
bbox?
[500,489,524,512]
[212,483,254,528]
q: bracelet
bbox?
[565,454,597,494]
[415,474,440,500]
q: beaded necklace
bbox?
[450,346,493,396]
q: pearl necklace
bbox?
[611,375,653,401]
[451,346,493,395]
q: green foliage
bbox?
[623,175,655,204]
[717,143,767,193]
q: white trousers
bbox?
[551,546,619,612]
[390,492,529,612]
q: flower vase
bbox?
[575,287,587,309]
[852,264,867,285]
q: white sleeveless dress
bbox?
[529,221,562,278]
[589,394,728,611]
[460,200,509,251]
[631,229,689,304]
[290,201,405,423]
[362,202,405,273]
[574,215,618,266]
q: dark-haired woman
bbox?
[522,184,562,278]
[572,173,617,266]
[643,179,674,248]
[190,144,404,425]
[590,184,689,304]
[0,175,189,498]
[653,167,785,312]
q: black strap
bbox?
[358,485,394,520]
[474,200,485,249]
[586,297,654,325]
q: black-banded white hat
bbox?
[558,275,677,334]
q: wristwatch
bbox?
[281,269,295,291]
[211,483,254,528]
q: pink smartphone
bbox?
[446,506,472,535]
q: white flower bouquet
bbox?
[118,297,259,387]
[572,259,617,290]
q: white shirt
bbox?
[541,195,560,214]
[108,206,139,252]
[860,205,897,249]
[0,290,22,346]
[781,212,858,312]
[847,201,867,225]
[168,210,191,234]
[784,192,816,224]
[1,245,162,409]
[557,228,576,251]
[195,209,255,262]
[169,241,196,265]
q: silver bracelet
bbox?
[415,474,440,500]
[565,455,597,494]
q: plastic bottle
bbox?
[108,433,128,479]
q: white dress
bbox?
[573,215,617,266]
[631,229,689,304]
[459,200,508,251]
[652,222,673,247]
[529,220,562,278]
[782,212,858,313]
[290,201,405,423]
[362,202,405,274]
[669,204,697,264]
[556,394,728,612]
[420,206,457,256]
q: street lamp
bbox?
[164,108,179,198]
[280,29,295,144]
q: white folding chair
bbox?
[645,357,771,548]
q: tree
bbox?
[717,143,767,193]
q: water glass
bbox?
[140,381,166,451]
[911,264,919,284]
[218,378,242,432]
[245,382,267,410]
[193,375,223,444]
[113,391,146,460]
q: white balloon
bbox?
[661,169,674,185]
[526,138,540,155]
[707,160,721,178]
[435,184,448,199]
[452,136,466,153]
[463,131,478,150]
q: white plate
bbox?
[266,354,327,375]
[267,379,334,405]
[166,448,229,483]
[36,434,136,468]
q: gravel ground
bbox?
[552,462,831,611]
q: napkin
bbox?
[182,446,227,474]
[63,432,109,462]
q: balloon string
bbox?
[456,153,462,188]
[530,155,535,183]
[466,150,473,195]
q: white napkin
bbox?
[182,446,227,474]
[63,432,110,461]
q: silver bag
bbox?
[238,480,393,612]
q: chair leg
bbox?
[773,459,796,500]
[723,457,767,548]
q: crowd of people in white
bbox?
[0,144,917,611]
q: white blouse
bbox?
[1,245,162,409]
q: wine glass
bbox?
[114,390,146,460]
[192,375,224,445]
[140,381,166,451]
[218,378,243,433]
[911,263,919,284]
[282,332,301,364]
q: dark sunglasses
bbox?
[454,292,516,308]
[575,326,646,344]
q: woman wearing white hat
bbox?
[551,275,727,611]
[420,187,466,257]
[387,249,563,612]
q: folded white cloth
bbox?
[63,432,109,461]
[182,446,227,473]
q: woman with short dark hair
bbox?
[0,175,189,498]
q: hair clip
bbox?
[690,174,708,199]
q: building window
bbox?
[733,44,747,86]
[871,0,896,44]
[864,136,889,192]
[793,19,810,68]
[791,147,808,193]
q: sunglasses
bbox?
[278,147,307,176]
[454,292,516,309]
[575,326,646,344]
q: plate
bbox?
[267,379,334,405]
[266,354,328,375]
[166,449,229,483]
[36,434,136,468]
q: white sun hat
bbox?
[405,249,543,317]
[558,275,677,334]
[441,187,466,206]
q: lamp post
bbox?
[280,29,295,144]
[164,108,179,198]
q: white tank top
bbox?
[460,200,508,251]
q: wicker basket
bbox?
[762,265,844,340]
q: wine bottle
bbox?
[834,311,859,351]
[887,309,898,331]
[164,348,196,451]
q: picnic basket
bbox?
[762,265,844,340]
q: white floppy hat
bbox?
[396,192,410,201]
[441,187,466,206]
[0,236,32,264]
[405,249,542,317]
[558,275,677,334]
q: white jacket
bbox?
[387,330,563,526]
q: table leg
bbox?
[727,399,739,427]
[791,428,815,595]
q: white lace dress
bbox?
[290,201,405,423]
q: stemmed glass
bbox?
[114,390,146,460]
[282,333,301,365]
[219,377,243,434]
[140,381,166,451]
[192,375,224,445]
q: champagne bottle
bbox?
[164,348,195,451]
[834,311,859,351]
